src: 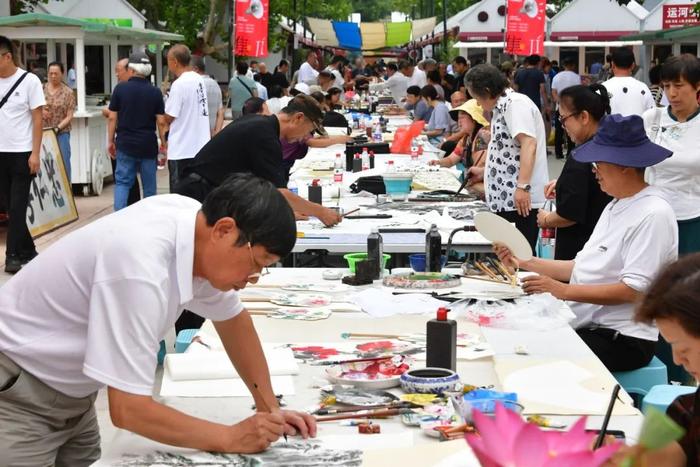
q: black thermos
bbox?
[425,224,442,272]
[426,307,457,371]
[352,154,362,173]
[308,179,322,205]
[366,228,384,280]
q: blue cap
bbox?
[572,114,672,168]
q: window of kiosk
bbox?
[584,47,605,76]
[466,49,487,67]
[681,44,698,56]
[559,47,579,72]
[653,45,673,65]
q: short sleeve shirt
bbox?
[228,75,258,112]
[426,101,451,135]
[0,69,45,153]
[109,77,165,158]
[42,83,75,133]
[569,186,678,340]
[602,76,655,117]
[554,155,612,260]
[514,68,545,108]
[0,195,243,398]
[485,89,549,212]
[186,114,286,188]
[202,75,222,131]
[165,71,210,160]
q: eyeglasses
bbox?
[246,241,270,282]
[558,112,581,125]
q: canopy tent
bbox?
[305,17,435,51]
[333,21,362,50]
[306,17,339,47]
[360,22,387,50]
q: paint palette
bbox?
[325,357,411,390]
[270,294,332,308]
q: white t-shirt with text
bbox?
[0,69,45,153]
[165,71,210,160]
[0,195,243,398]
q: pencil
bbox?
[594,384,621,449]
[341,208,361,218]
[315,407,410,422]
[340,332,408,339]
[253,383,287,442]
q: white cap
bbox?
[293,82,310,94]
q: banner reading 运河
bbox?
[504,0,546,57]
[234,0,269,57]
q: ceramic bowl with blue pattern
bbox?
[400,368,460,394]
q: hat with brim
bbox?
[572,114,672,168]
[449,99,490,127]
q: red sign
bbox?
[663,4,699,29]
[504,0,546,56]
[234,0,269,57]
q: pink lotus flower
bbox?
[465,403,621,467]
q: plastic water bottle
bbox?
[386,160,395,173]
[372,121,382,142]
[410,138,419,159]
[361,147,370,171]
[540,226,556,259]
[288,179,298,196]
[334,153,343,171]
[157,146,167,170]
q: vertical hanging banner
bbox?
[504,0,546,56]
[234,0,269,57]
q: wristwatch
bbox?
[516,183,532,192]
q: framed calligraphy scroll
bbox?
[26,129,79,237]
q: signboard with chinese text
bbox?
[663,4,700,29]
[234,0,269,57]
[27,130,78,238]
[504,0,546,56]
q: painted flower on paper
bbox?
[465,403,621,467]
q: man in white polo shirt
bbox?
[0,35,45,274]
[0,174,316,466]
[164,44,210,193]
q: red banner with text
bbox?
[662,4,700,29]
[504,0,546,56]
[234,0,269,57]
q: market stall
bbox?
[0,13,183,195]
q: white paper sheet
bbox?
[320,432,414,451]
[350,288,446,317]
[160,373,295,397]
[414,345,495,361]
[164,345,298,381]
[496,359,637,415]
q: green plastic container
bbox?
[343,253,391,273]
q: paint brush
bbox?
[485,256,510,282]
[253,383,288,443]
[594,384,621,449]
[340,208,361,218]
[314,401,415,416]
[341,332,408,340]
[310,355,395,366]
[315,407,412,422]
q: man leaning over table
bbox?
[0,174,316,466]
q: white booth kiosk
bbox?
[0,13,183,195]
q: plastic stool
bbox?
[175,328,199,353]
[157,340,166,366]
[613,356,668,399]
[641,384,696,415]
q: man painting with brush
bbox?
[0,174,316,465]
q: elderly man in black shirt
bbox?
[177,94,342,227]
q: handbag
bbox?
[0,71,29,110]
[349,176,386,195]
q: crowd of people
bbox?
[3,31,700,465]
